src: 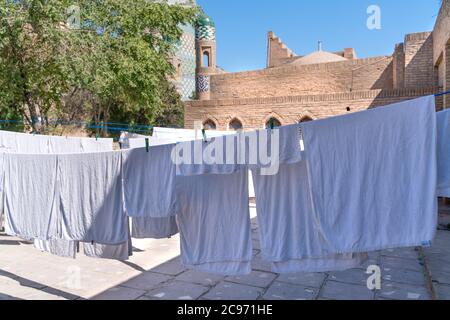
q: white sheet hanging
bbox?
[3,153,59,241]
[437,109,450,197]
[175,171,253,275]
[57,151,128,245]
[252,162,368,273]
[300,96,438,254]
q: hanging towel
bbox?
[300,96,438,254]
[3,154,59,240]
[57,151,128,245]
[131,216,179,239]
[175,171,252,275]
[0,153,5,229]
[47,136,113,154]
[120,136,179,240]
[122,145,178,218]
[437,109,450,197]
[252,161,368,273]
[33,239,78,259]
[83,218,133,261]
[0,130,119,258]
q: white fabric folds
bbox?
[437,109,450,197]
[175,172,252,275]
[131,216,178,239]
[252,162,368,273]
[122,145,177,218]
[300,96,438,254]
[3,151,128,246]
[57,152,127,245]
[3,154,59,240]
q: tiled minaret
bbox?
[195,11,216,100]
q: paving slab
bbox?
[377,281,431,300]
[150,257,187,276]
[145,281,209,300]
[92,286,146,300]
[276,273,326,288]
[121,272,173,291]
[428,270,450,285]
[381,248,420,260]
[263,282,317,300]
[201,281,263,300]
[251,256,274,273]
[328,269,369,287]
[381,256,424,273]
[436,284,450,300]
[225,271,277,288]
[175,270,224,287]
[320,281,374,300]
[381,268,426,286]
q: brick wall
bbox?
[393,43,405,89]
[209,56,394,100]
[445,44,450,108]
[267,32,296,68]
[185,88,441,130]
[433,2,450,65]
[404,32,437,88]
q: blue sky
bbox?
[196,0,441,72]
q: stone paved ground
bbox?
[1,203,450,300]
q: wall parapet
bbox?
[185,87,441,108]
[211,56,392,81]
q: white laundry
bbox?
[175,124,303,176]
[121,136,180,240]
[252,162,368,273]
[175,171,252,275]
[122,145,178,218]
[437,109,450,197]
[152,127,233,141]
[83,218,133,261]
[57,151,128,245]
[33,239,78,259]
[131,216,178,239]
[0,130,118,259]
[3,153,59,241]
[300,96,438,254]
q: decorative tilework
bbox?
[174,24,196,100]
[195,25,216,41]
[196,75,210,93]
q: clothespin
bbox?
[95,133,99,141]
[202,129,207,143]
[299,126,305,152]
[145,137,149,153]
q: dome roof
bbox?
[196,12,215,28]
[291,50,347,66]
[195,11,216,41]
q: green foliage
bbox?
[0,0,198,133]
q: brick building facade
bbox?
[184,3,450,131]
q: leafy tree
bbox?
[0,0,73,132]
[0,0,198,134]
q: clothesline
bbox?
[0,119,157,134]
[435,90,450,97]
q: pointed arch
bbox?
[263,113,284,129]
[227,116,245,131]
